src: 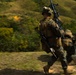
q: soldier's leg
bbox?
[43,55,58,74]
[60,56,68,75]
[66,54,72,64]
[66,46,75,64]
[57,47,68,75]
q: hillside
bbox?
[0,0,76,52]
[0,0,76,23]
[0,52,76,75]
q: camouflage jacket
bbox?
[39,17,62,48]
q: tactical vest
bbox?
[39,17,62,50]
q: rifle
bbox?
[50,0,63,30]
[40,31,57,58]
[35,27,57,58]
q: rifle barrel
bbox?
[50,0,63,30]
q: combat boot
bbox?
[64,69,68,75]
[43,65,50,75]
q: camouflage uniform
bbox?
[62,29,76,64]
[39,7,67,74]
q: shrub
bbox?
[0,28,13,40]
[0,28,14,51]
[63,20,76,33]
[0,15,40,52]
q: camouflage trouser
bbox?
[62,38,76,64]
[65,46,75,64]
[47,46,67,70]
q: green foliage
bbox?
[0,15,40,52]
[19,0,39,12]
[0,28,14,51]
[0,0,16,2]
[0,15,20,30]
[63,20,76,33]
[0,15,10,27]
[25,32,40,51]
[0,0,76,22]
[33,0,50,11]
[0,28,13,40]
[0,2,10,11]
[10,33,29,52]
[18,16,40,51]
[0,0,76,52]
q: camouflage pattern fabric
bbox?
[62,29,76,64]
[39,17,67,71]
[39,18,62,50]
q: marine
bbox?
[62,29,76,64]
[39,6,68,75]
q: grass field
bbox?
[0,52,76,75]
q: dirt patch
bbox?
[68,65,76,72]
[49,64,76,74]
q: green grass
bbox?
[0,52,47,69]
[0,52,76,75]
[0,52,47,75]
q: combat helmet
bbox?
[64,29,73,38]
[42,6,53,16]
